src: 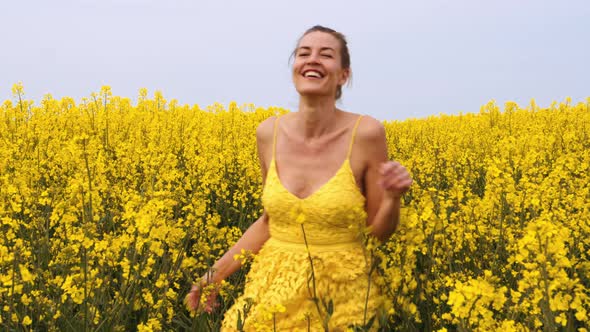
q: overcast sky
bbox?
[1,0,588,121]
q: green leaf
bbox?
[364,315,376,330]
[327,299,334,316]
[237,310,243,330]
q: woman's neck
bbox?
[296,96,340,139]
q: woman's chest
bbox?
[274,151,364,199]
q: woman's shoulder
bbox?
[354,114,386,144]
[349,114,388,166]
[256,115,281,148]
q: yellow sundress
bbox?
[221,115,384,331]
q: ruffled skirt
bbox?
[221,237,385,331]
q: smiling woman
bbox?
[185,25,412,331]
[291,25,352,101]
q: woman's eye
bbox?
[298,53,310,57]
[321,54,333,58]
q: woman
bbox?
[186,25,412,331]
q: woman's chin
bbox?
[296,89,333,100]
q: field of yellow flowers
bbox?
[1,83,589,331]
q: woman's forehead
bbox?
[297,31,340,50]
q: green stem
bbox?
[17,91,24,127]
[104,91,109,149]
[363,250,376,325]
[83,140,93,222]
[300,224,328,332]
[10,249,18,330]
[537,233,556,332]
[83,246,88,332]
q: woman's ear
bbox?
[339,68,351,86]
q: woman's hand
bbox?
[183,214,270,314]
[184,279,220,314]
[377,161,412,200]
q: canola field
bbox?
[1,83,589,331]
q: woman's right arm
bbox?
[186,214,269,312]
[198,116,276,284]
[202,213,269,283]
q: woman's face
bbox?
[292,31,349,100]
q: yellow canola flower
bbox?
[295,213,306,225]
[1,87,588,330]
[11,82,24,96]
[19,264,34,283]
[21,293,32,306]
[22,315,32,326]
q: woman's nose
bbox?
[306,52,321,64]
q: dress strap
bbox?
[346,115,363,159]
[272,115,281,159]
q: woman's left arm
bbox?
[360,117,412,242]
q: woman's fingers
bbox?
[186,282,220,313]
[378,161,412,195]
[203,288,220,313]
[184,290,197,311]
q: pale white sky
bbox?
[1,0,588,120]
